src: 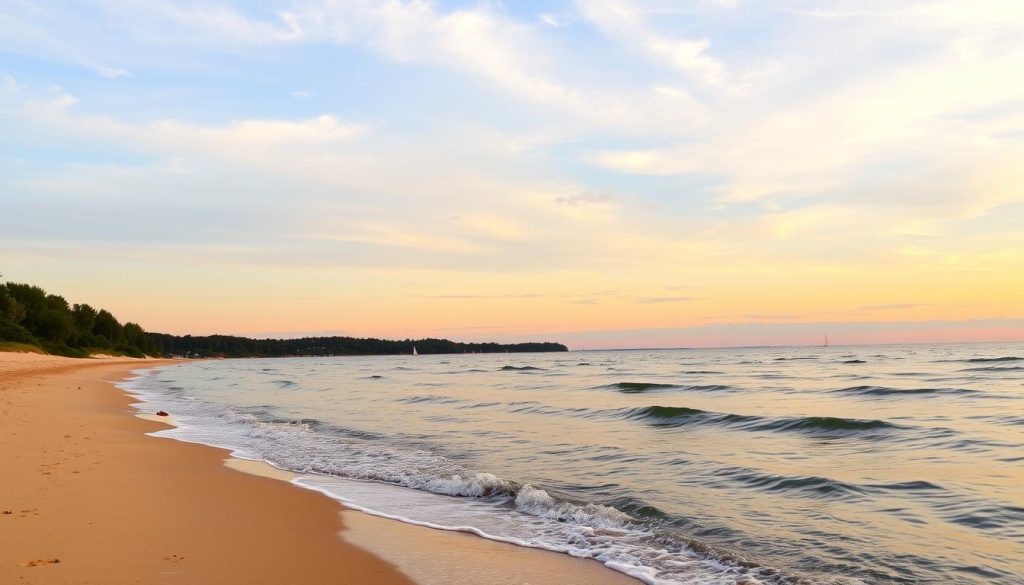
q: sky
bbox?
[1,0,1022,349]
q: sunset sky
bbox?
[2,1,1022,348]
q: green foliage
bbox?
[0,286,26,323]
[0,278,568,359]
[5,283,47,331]
[0,279,155,358]
[36,308,76,345]
[71,303,98,344]
[123,322,157,356]
[0,320,38,345]
[93,309,123,344]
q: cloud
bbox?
[4,83,367,170]
[93,64,130,79]
[539,13,561,27]
[554,191,615,206]
[3,2,1023,343]
[634,296,698,304]
[860,304,930,311]
[149,115,366,154]
[740,314,804,320]
[585,1,1024,215]
[76,2,706,135]
[325,222,480,255]
[100,1,576,107]
[95,1,305,46]
[0,4,132,79]
[576,0,728,87]
[518,188,621,225]
[426,294,543,300]
[3,77,684,276]
[453,214,530,241]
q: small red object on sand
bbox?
[156,411,169,417]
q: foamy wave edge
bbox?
[116,368,859,585]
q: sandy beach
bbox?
[0,352,638,585]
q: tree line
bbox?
[148,333,567,358]
[0,280,158,357]
[0,279,568,358]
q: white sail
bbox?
[412,345,418,356]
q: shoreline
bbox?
[1,352,640,585]
[0,352,414,584]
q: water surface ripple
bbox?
[123,343,1024,585]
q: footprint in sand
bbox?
[163,554,186,563]
[19,559,60,567]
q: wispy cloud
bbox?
[576,0,729,88]
[555,191,615,206]
[740,314,804,321]
[434,324,504,331]
[425,294,544,300]
[634,296,698,304]
[539,13,561,28]
[860,304,930,311]
[2,1,1022,344]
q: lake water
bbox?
[121,342,1024,584]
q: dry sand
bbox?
[0,352,640,585]
[0,352,412,585]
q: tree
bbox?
[0,280,159,357]
[93,310,123,346]
[35,308,76,345]
[122,322,154,355]
[46,294,70,313]
[4,283,47,330]
[0,286,25,323]
[71,303,98,345]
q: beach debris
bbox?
[19,559,60,567]
[156,411,169,417]
[1,510,11,515]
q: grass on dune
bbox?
[0,341,47,354]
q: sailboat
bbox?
[412,345,418,356]
[823,334,830,347]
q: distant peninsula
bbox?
[149,333,567,358]
[0,279,567,358]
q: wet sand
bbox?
[0,353,639,585]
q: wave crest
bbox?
[515,485,634,529]
[832,385,978,397]
[620,405,898,435]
